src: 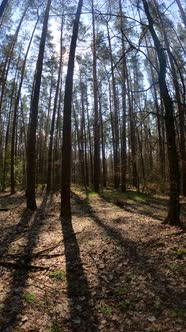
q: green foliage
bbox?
[101,232,111,241]
[0,303,4,312]
[153,300,161,311]
[167,263,183,271]
[170,308,185,318]
[0,150,24,190]
[14,158,24,183]
[118,299,134,311]
[69,283,89,296]
[113,287,127,298]
[145,323,161,332]
[49,270,66,282]
[100,304,113,316]
[100,190,149,203]
[172,247,186,258]
[88,190,99,198]
[24,292,36,303]
[47,324,64,332]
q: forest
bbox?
[0,0,185,331]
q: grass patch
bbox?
[118,299,135,311]
[100,190,149,204]
[47,324,64,332]
[88,190,99,198]
[24,292,36,304]
[49,270,66,282]
[167,263,183,272]
[171,247,186,258]
[100,304,113,316]
[170,308,185,318]
[113,287,127,298]
[145,323,161,332]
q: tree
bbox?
[119,0,127,192]
[26,0,52,210]
[10,14,39,195]
[0,0,9,19]
[61,0,83,219]
[47,15,64,192]
[92,0,100,193]
[175,0,186,28]
[142,0,181,225]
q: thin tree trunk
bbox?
[153,3,186,196]
[61,0,83,218]
[47,16,64,192]
[119,0,127,192]
[127,74,138,190]
[26,0,52,210]
[0,3,30,173]
[175,0,186,28]
[92,0,100,192]
[142,0,181,225]
[10,16,39,195]
[107,22,120,189]
[99,91,107,188]
[85,93,93,185]
[0,0,9,18]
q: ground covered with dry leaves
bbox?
[0,187,185,332]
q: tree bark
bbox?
[107,22,120,189]
[142,0,181,225]
[26,0,52,210]
[47,16,64,192]
[175,0,186,28]
[61,0,83,218]
[119,0,127,192]
[0,0,9,18]
[92,0,100,193]
[11,16,39,195]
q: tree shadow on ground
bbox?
[0,193,51,331]
[99,192,186,224]
[0,208,34,259]
[0,192,26,205]
[61,217,98,332]
[72,192,185,312]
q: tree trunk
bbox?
[99,91,107,188]
[119,0,127,192]
[175,0,186,28]
[11,16,39,195]
[0,3,29,173]
[26,0,52,210]
[127,73,138,190]
[142,0,181,225]
[107,22,120,189]
[154,4,186,196]
[92,0,100,193]
[61,0,83,218]
[47,16,64,192]
[0,0,9,18]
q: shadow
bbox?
[0,209,34,259]
[0,193,51,331]
[99,192,186,223]
[0,192,26,205]
[61,217,98,331]
[0,193,11,199]
[72,192,185,312]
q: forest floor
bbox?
[0,187,185,332]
